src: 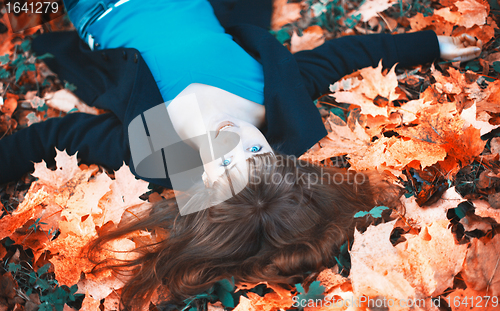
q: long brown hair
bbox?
[87,153,399,310]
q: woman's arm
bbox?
[0,113,128,184]
[294,31,481,100]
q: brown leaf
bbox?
[271,0,301,30]
[0,186,48,241]
[1,93,18,117]
[47,233,95,286]
[80,292,101,311]
[290,26,325,54]
[460,103,500,135]
[462,234,500,296]
[103,292,120,311]
[352,0,398,22]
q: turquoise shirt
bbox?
[87,0,265,104]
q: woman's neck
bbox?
[166,83,265,149]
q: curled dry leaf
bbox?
[290,26,325,54]
[271,0,301,30]
[462,234,500,296]
[471,199,500,224]
[44,89,100,115]
[1,93,18,117]
[490,137,500,155]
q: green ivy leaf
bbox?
[20,40,31,53]
[492,61,500,74]
[37,53,54,60]
[217,277,235,292]
[12,54,25,67]
[37,263,51,276]
[37,278,51,292]
[311,2,326,17]
[0,54,9,65]
[344,13,361,29]
[64,82,77,92]
[465,60,481,72]
[7,262,21,273]
[15,63,27,82]
[274,28,291,44]
[38,302,53,311]
[354,206,389,218]
[0,68,10,79]
[294,281,325,310]
[216,286,234,308]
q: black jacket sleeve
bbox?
[0,112,129,184]
[294,30,440,99]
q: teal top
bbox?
[87,0,265,104]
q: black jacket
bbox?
[0,16,440,188]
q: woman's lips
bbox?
[215,121,237,138]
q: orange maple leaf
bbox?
[0,186,48,241]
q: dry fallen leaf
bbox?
[462,234,500,296]
[351,0,398,22]
[290,26,325,54]
[460,103,500,135]
[32,149,82,188]
[350,220,468,302]
[44,89,100,114]
[401,187,465,226]
[80,292,101,311]
[271,0,302,30]
[0,186,48,241]
[95,165,151,226]
[299,113,370,163]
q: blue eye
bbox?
[250,145,262,153]
[221,158,232,167]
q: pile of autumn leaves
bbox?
[1,0,500,310]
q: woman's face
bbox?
[200,115,273,187]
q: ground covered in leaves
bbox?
[1,0,500,310]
